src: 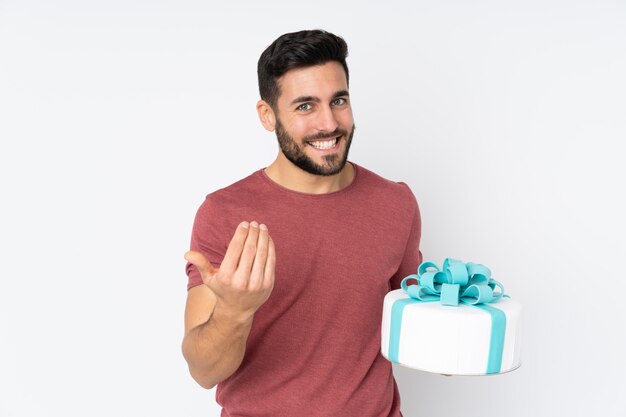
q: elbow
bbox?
[182,337,218,390]
[190,370,218,390]
[184,355,219,390]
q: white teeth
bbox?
[309,138,338,150]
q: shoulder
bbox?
[198,170,266,211]
[190,170,267,248]
[353,163,418,211]
[190,170,266,235]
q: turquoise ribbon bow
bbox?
[388,258,508,374]
[400,258,505,306]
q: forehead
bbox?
[276,61,348,103]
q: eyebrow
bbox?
[289,90,350,106]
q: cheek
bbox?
[337,109,354,127]
[288,119,312,139]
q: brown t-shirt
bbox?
[187,163,422,417]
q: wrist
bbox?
[212,299,255,327]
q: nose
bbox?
[315,105,339,133]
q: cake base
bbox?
[381,289,522,376]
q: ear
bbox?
[256,100,276,132]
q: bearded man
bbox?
[183,29,422,417]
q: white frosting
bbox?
[381,289,522,375]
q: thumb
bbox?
[184,250,217,277]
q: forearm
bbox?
[182,307,254,389]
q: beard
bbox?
[275,119,355,176]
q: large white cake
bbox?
[381,259,522,376]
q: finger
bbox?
[184,250,216,277]
[248,223,270,290]
[220,221,251,273]
[236,221,260,279]
[262,235,276,291]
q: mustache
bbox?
[303,128,349,142]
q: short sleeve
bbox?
[185,195,230,290]
[389,185,423,290]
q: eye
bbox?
[332,98,347,106]
[296,103,313,111]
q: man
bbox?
[183,29,422,416]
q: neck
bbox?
[264,154,355,194]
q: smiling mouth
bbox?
[307,137,340,150]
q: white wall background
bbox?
[1,0,624,416]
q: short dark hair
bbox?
[257,29,349,108]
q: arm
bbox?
[182,221,276,389]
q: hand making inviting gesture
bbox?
[182,221,276,388]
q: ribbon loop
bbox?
[446,263,469,286]
[467,262,491,280]
[460,284,493,305]
[419,271,440,294]
[401,274,419,292]
[418,261,440,276]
